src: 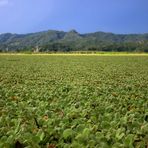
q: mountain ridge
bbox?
[1,29,148,35]
[0,29,148,52]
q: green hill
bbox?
[0,30,148,52]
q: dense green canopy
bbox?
[0,30,148,52]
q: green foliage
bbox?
[0,55,148,147]
[63,129,74,140]
[0,30,148,52]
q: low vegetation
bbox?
[0,55,148,147]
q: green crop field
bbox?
[0,54,148,147]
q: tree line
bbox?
[0,41,148,53]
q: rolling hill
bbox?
[0,30,148,52]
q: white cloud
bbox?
[0,0,9,7]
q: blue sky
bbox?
[0,0,148,34]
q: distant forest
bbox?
[0,30,148,52]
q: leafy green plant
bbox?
[0,55,148,147]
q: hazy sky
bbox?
[0,0,148,34]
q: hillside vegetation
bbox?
[0,30,148,52]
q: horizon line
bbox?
[0,29,148,36]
